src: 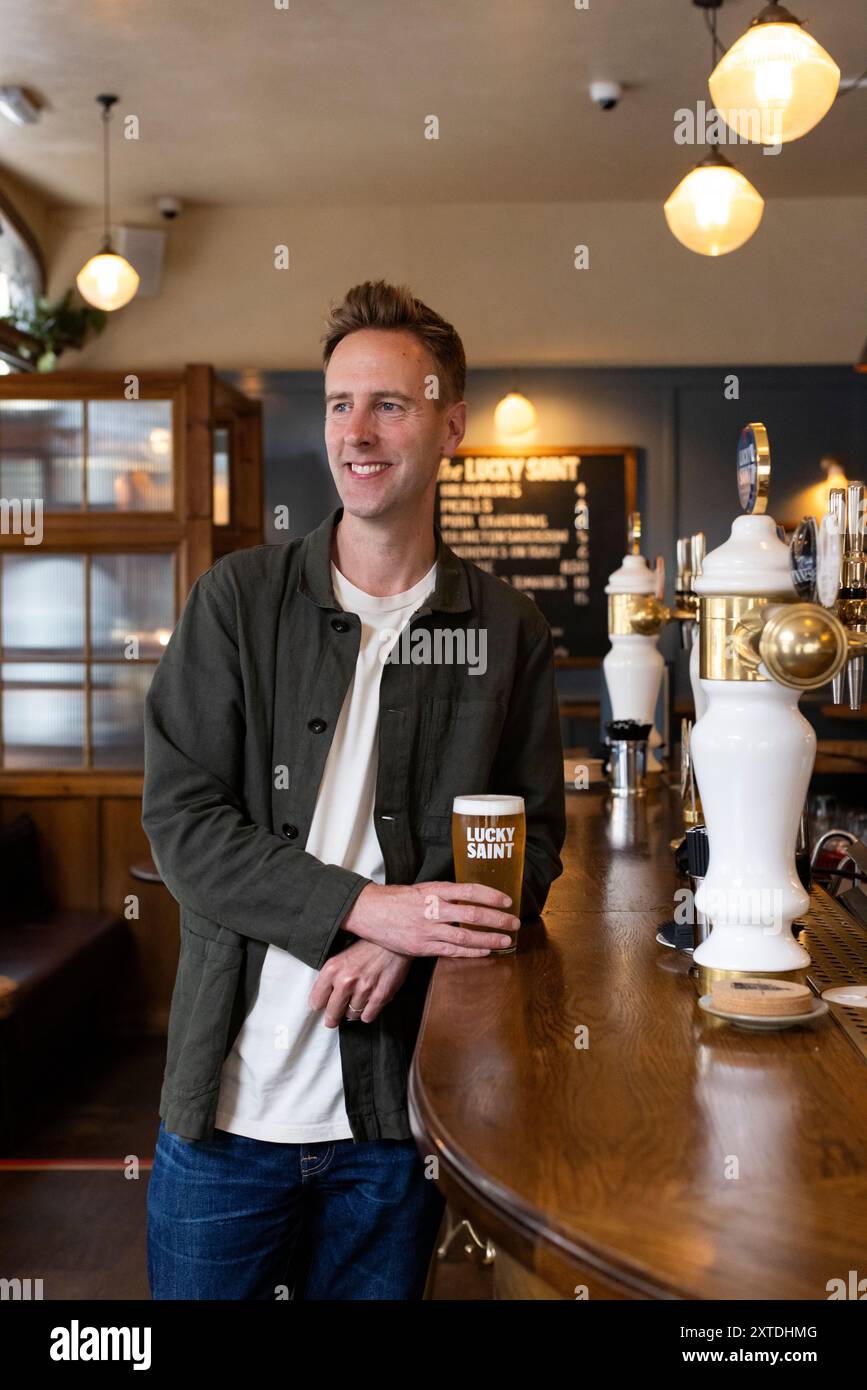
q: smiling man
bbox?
[143,280,566,1301]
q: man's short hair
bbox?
[322,279,466,408]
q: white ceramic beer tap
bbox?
[690,425,853,993]
[603,513,666,771]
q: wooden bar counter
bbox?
[409,782,867,1300]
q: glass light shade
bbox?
[76,252,140,310]
[709,20,840,144]
[494,391,537,437]
[664,161,764,256]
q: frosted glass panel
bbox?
[0,399,84,509]
[2,662,85,768]
[91,663,153,768]
[2,554,85,658]
[91,553,174,659]
[87,399,173,511]
[213,425,230,525]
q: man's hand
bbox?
[341,881,518,957]
[309,939,413,1027]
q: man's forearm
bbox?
[143,773,371,969]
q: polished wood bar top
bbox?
[409,783,867,1300]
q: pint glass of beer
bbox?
[452,794,526,955]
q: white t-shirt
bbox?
[214,555,438,1143]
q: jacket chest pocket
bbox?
[416,696,509,834]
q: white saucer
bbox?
[821,985,867,1008]
[698,994,829,1030]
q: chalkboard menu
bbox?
[435,446,637,661]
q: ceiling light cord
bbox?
[836,63,867,98]
[708,7,720,146]
[703,6,725,67]
[103,106,111,250]
[97,93,118,252]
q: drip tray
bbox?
[800,885,867,1065]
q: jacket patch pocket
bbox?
[163,924,245,1101]
[417,696,509,828]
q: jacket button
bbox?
[331,617,350,632]
[282,823,299,839]
[307,717,327,734]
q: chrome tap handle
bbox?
[823,489,848,703]
[690,532,706,587]
[676,537,691,594]
[843,482,865,710]
[828,487,846,537]
[848,649,864,710]
[846,481,865,556]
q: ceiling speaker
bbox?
[115,225,166,297]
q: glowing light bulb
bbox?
[754,58,793,104]
[709,14,840,145]
[494,391,538,438]
[664,156,764,257]
[76,252,140,311]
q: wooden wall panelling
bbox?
[100,797,178,1035]
[0,797,100,911]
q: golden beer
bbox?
[451,794,526,955]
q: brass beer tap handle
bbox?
[629,597,697,636]
[629,597,671,635]
[757,603,849,690]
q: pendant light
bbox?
[665,6,764,256]
[664,147,764,256]
[76,94,140,311]
[494,392,538,438]
[709,2,840,146]
[494,369,538,439]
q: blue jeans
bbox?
[146,1121,445,1300]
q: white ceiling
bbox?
[1,0,865,209]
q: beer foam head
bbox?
[453,794,525,816]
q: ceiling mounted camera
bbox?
[589,81,623,111]
[156,196,183,221]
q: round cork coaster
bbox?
[712,978,813,1017]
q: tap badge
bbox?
[736,423,770,515]
[790,515,818,602]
